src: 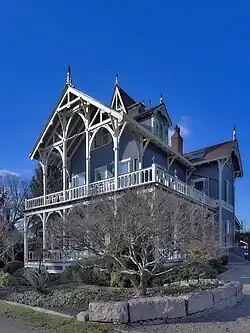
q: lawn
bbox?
[0,301,111,333]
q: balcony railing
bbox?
[25,164,214,210]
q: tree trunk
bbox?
[137,272,149,297]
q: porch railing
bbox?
[25,164,214,210]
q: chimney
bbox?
[171,125,183,154]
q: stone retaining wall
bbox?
[80,281,243,325]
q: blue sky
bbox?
[0,1,249,225]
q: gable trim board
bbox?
[30,85,123,161]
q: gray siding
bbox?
[119,127,139,161]
[169,160,186,182]
[143,143,168,169]
[138,115,152,132]
[190,162,219,200]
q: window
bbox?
[95,166,107,181]
[92,128,112,149]
[119,159,132,175]
[154,119,165,141]
[189,152,205,161]
[192,178,209,195]
[225,180,231,204]
[72,173,86,187]
[225,220,231,247]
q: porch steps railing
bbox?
[25,164,214,210]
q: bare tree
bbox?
[51,187,222,296]
[0,220,21,264]
[0,173,29,226]
[0,173,29,263]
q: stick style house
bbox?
[24,68,243,273]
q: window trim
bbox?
[192,177,208,194]
[91,128,112,151]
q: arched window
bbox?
[154,119,165,141]
[92,128,112,150]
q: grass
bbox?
[0,301,111,333]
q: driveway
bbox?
[115,263,250,333]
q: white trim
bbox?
[30,86,123,160]
[90,127,112,150]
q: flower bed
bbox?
[7,279,224,316]
[86,280,243,324]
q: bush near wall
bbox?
[3,261,24,275]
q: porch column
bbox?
[85,130,90,195]
[41,163,47,205]
[138,136,143,169]
[42,213,46,251]
[62,138,67,199]
[113,135,119,190]
[23,215,28,265]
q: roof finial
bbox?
[233,125,237,141]
[115,73,119,86]
[160,93,163,104]
[66,66,73,86]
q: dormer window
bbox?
[154,119,165,141]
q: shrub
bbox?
[3,261,23,275]
[61,260,110,286]
[0,272,12,287]
[110,272,132,288]
[208,256,228,274]
[159,261,217,285]
[24,267,50,294]
[12,268,28,287]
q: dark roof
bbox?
[118,86,136,108]
[184,140,235,163]
[132,104,165,120]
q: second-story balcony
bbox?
[25,163,215,211]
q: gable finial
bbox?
[66,66,73,86]
[115,73,119,86]
[233,125,237,141]
[160,93,163,104]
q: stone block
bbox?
[236,291,244,303]
[212,285,237,303]
[187,291,213,314]
[128,296,186,323]
[214,296,237,310]
[89,301,128,324]
[77,311,89,322]
[228,280,243,293]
